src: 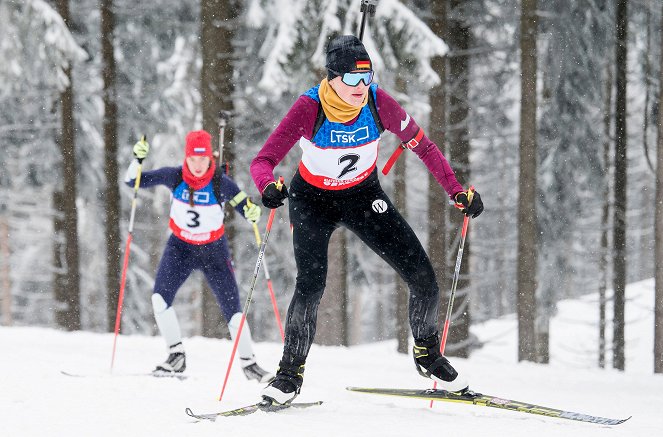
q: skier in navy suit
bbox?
[126,130,272,382]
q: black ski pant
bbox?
[282,170,440,363]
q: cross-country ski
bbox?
[60,369,189,380]
[185,400,323,421]
[346,387,630,426]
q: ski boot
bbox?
[241,356,275,383]
[413,335,468,393]
[154,342,186,374]
[261,357,305,405]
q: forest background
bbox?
[1,0,662,373]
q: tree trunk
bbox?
[201,0,238,176]
[201,280,230,339]
[316,229,348,346]
[654,0,663,375]
[0,208,10,326]
[517,0,539,363]
[612,0,628,371]
[394,140,409,355]
[599,63,613,369]
[535,317,549,363]
[641,2,655,174]
[427,0,449,341]
[200,0,240,335]
[390,71,410,354]
[101,0,121,332]
[445,0,472,358]
[54,0,81,331]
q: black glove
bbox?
[455,189,483,218]
[261,181,289,209]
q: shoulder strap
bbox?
[367,88,384,134]
[312,101,326,140]
[212,167,224,206]
[172,169,184,192]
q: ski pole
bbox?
[358,0,379,41]
[247,198,285,342]
[218,177,285,402]
[429,186,474,407]
[110,135,147,371]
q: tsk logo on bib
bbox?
[330,126,369,144]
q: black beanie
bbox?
[326,35,372,80]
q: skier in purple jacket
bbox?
[251,36,484,405]
[125,130,273,382]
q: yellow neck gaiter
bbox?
[318,78,368,123]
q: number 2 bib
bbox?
[298,84,382,190]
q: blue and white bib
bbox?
[298,84,382,190]
[169,181,225,245]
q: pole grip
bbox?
[266,176,285,231]
[136,135,147,164]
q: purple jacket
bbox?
[250,86,464,199]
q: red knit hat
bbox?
[185,130,213,157]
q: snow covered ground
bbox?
[3,279,662,436]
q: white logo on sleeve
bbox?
[400,113,411,131]
[372,199,388,213]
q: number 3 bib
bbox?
[169,182,225,245]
